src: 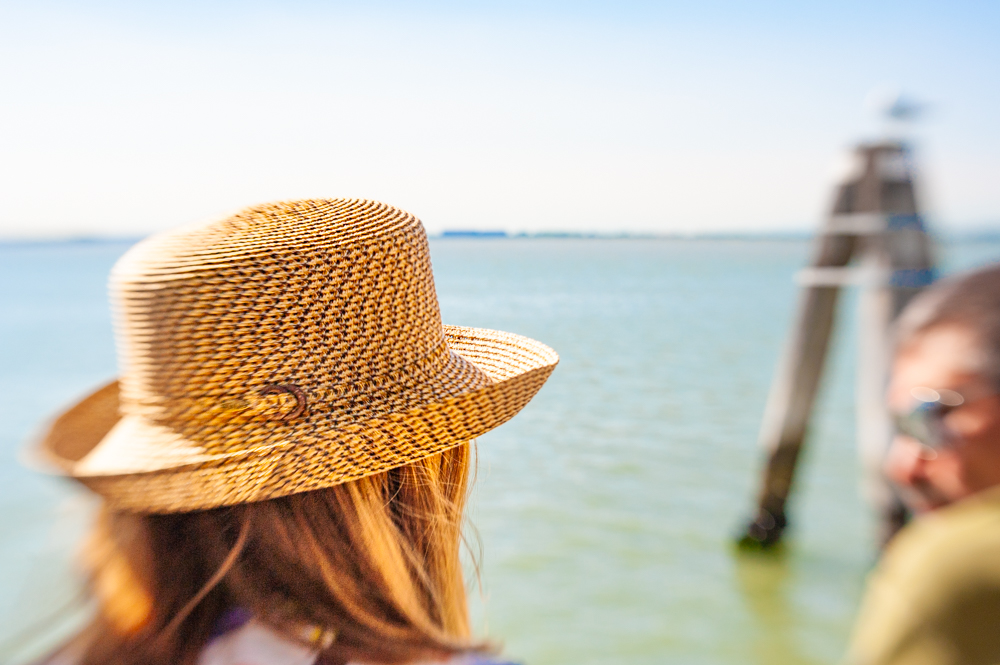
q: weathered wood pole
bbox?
[854,144,935,548]
[739,141,934,548]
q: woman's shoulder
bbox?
[198,617,520,665]
[198,618,318,665]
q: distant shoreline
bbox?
[3,231,1000,246]
[0,236,146,248]
[439,230,816,240]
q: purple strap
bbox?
[209,607,254,640]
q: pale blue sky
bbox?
[1,0,997,237]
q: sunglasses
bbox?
[892,387,966,457]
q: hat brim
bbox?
[33,326,557,513]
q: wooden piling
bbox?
[740,142,934,549]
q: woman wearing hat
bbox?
[34,199,558,665]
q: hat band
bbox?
[119,338,462,424]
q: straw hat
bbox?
[35,199,558,513]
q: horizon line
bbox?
[5,229,1000,246]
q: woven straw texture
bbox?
[37,199,558,513]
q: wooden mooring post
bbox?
[739,141,935,550]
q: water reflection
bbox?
[734,548,823,665]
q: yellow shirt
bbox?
[848,487,1000,665]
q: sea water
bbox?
[2,237,999,664]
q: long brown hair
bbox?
[61,443,486,665]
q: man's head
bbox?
[886,264,1000,513]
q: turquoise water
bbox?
[2,237,999,664]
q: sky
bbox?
[0,0,998,237]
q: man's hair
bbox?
[895,262,1000,386]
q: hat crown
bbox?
[111,199,445,431]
